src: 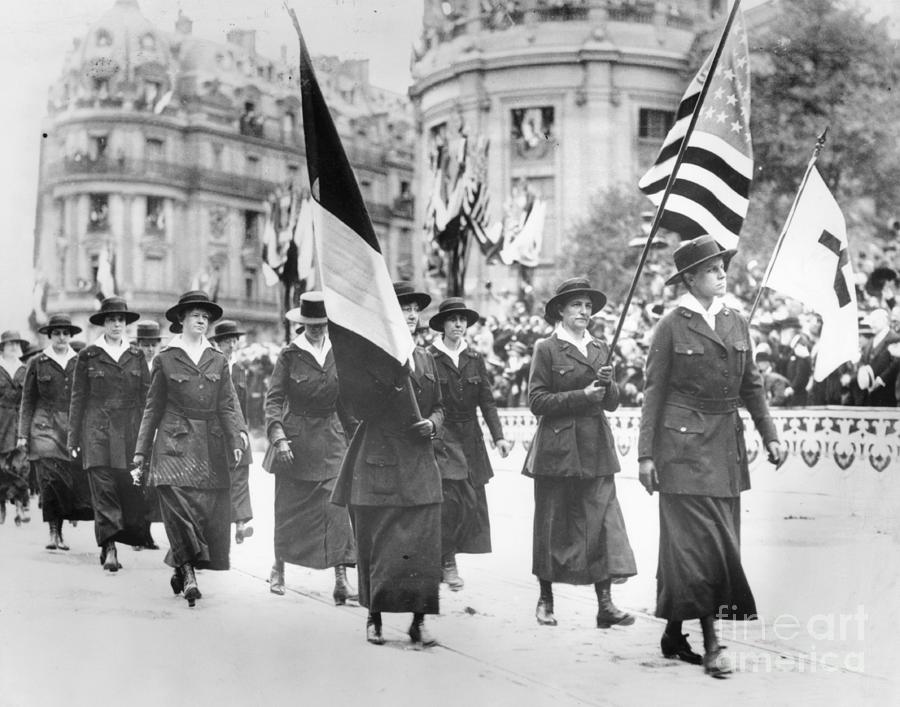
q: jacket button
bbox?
[679,426,687,432]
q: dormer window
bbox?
[96,29,112,47]
[140,33,156,50]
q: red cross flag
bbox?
[762,167,859,381]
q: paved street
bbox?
[1,444,897,706]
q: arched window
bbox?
[96,29,112,47]
[140,33,156,50]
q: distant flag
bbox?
[95,245,116,301]
[638,6,752,249]
[762,167,859,381]
[500,196,545,268]
[291,10,414,408]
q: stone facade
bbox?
[35,0,416,340]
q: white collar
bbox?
[433,337,467,367]
[0,356,21,379]
[555,325,592,356]
[294,333,331,367]
[167,334,213,365]
[42,345,77,369]
[678,292,724,330]
[94,334,129,362]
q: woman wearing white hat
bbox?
[264,292,357,604]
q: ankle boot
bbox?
[595,580,634,628]
[408,613,437,647]
[46,521,59,550]
[102,542,120,572]
[269,565,285,595]
[536,580,557,626]
[181,563,201,607]
[366,612,385,645]
[333,565,358,605]
[55,521,69,551]
[170,566,184,595]
[441,556,464,591]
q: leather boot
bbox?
[269,565,285,595]
[366,613,385,645]
[536,580,557,626]
[408,613,437,647]
[333,565,358,605]
[55,521,69,551]
[595,580,634,628]
[181,563,201,607]
[441,556,464,591]
[102,541,120,572]
[170,566,184,595]
[46,521,59,550]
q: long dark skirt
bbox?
[87,466,149,547]
[351,503,440,614]
[275,475,355,569]
[533,475,637,585]
[36,458,93,523]
[656,493,756,621]
[231,463,253,524]
[441,478,491,558]
[143,485,162,524]
[157,485,231,570]
[0,449,29,504]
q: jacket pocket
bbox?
[661,406,704,463]
[162,421,190,457]
[734,341,749,373]
[364,449,398,494]
[673,342,705,357]
[540,417,574,458]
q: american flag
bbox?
[638,8,752,249]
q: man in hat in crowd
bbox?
[855,308,900,406]
[210,320,254,544]
[772,315,812,406]
[135,320,163,372]
[755,351,793,407]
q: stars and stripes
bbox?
[292,11,414,408]
[638,8,752,249]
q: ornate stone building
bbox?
[409,0,731,312]
[35,0,416,338]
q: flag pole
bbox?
[747,127,829,322]
[604,0,744,365]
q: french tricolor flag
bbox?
[291,12,415,409]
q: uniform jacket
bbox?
[865,331,900,406]
[428,344,503,485]
[522,333,621,478]
[264,344,351,482]
[67,345,149,469]
[332,346,444,507]
[18,353,75,461]
[231,360,253,466]
[135,346,246,489]
[761,369,792,407]
[0,364,25,454]
[783,348,811,406]
[638,306,778,498]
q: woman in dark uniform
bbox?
[67,298,149,571]
[332,282,444,647]
[264,292,356,603]
[523,277,637,628]
[427,297,512,590]
[18,314,93,549]
[638,235,786,678]
[0,330,31,526]
[209,320,254,545]
[133,291,246,607]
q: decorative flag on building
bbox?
[95,245,116,301]
[292,11,414,408]
[638,7,752,249]
[762,167,859,381]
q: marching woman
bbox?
[638,235,785,678]
[18,315,93,549]
[427,297,512,590]
[209,320,254,545]
[133,291,246,607]
[263,293,356,603]
[524,277,637,628]
[68,298,150,570]
[332,282,444,646]
[0,330,31,526]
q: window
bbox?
[244,271,257,300]
[142,80,162,108]
[287,164,299,183]
[96,30,112,47]
[88,194,109,232]
[211,142,224,169]
[511,106,556,160]
[140,33,156,50]
[240,102,264,138]
[88,134,108,161]
[638,108,675,139]
[146,196,165,233]
[359,179,372,200]
[145,137,164,161]
[282,111,296,141]
[92,78,110,98]
[246,155,260,176]
[243,210,260,241]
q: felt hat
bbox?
[134,320,162,342]
[0,330,30,349]
[285,291,328,326]
[392,281,431,310]
[38,313,82,336]
[665,235,736,286]
[165,291,223,325]
[89,296,141,326]
[429,297,479,331]
[209,319,246,341]
[544,277,607,324]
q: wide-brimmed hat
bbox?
[89,296,141,326]
[544,277,607,324]
[286,291,328,326]
[134,320,162,342]
[165,290,223,325]
[429,297,479,331]
[19,342,42,363]
[209,319,246,341]
[0,330,30,350]
[665,235,737,286]
[393,281,431,310]
[38,313,82,336]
